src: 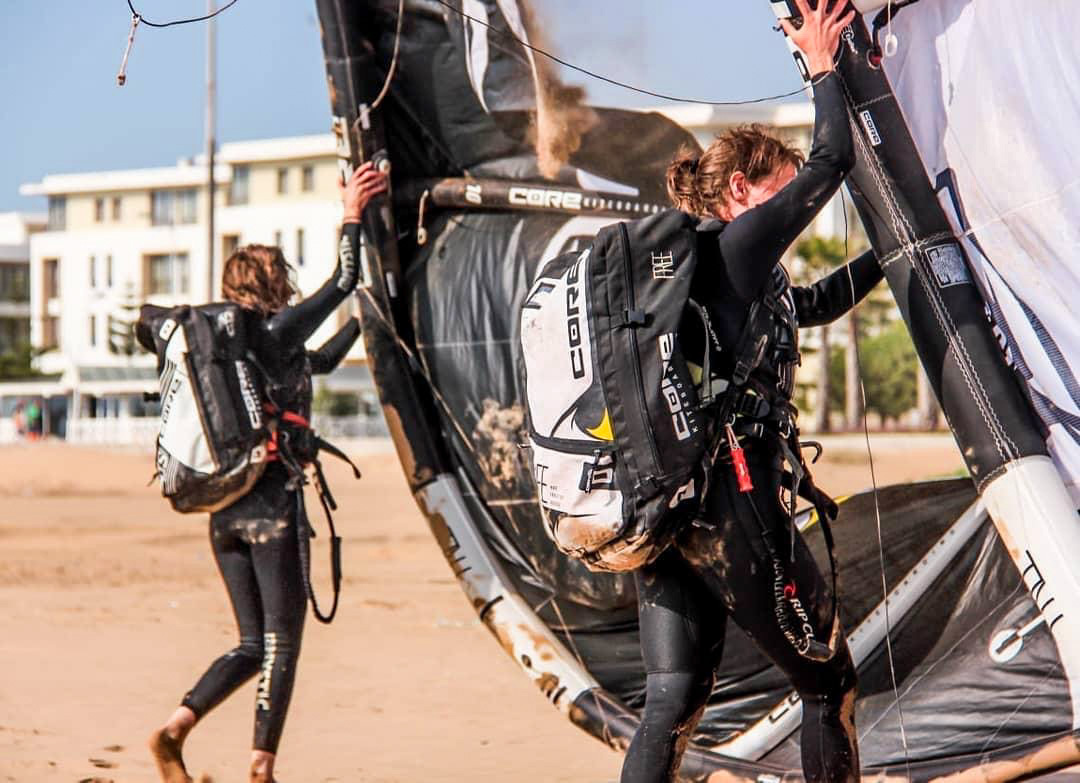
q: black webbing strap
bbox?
[779,441,841,640]
[278,436,348,625]
[745,488,836,664]
[293,481,342,625]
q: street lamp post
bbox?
[205,1,217,303]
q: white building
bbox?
[15,134,373,439]
[0,212,44,356]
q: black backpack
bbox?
[140,303,270,513]
[138,302,356,623]
[519,210,725,572]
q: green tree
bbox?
[312,386,360,416]
[793,236,847,432]
[861,320,918,426]
[108,283,141,357]
[0,342,41,381]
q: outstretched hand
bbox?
[779,0,856,77]
[342,161,389,223]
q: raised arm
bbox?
[262,163,387,348]
[719,73,855,300]
[719,0,857,300]
[792,249,883,328]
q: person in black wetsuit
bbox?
[148,162,387,783]
[620,2,882,781]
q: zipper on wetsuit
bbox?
[617,222,662,484]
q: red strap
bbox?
[281,410,310,428]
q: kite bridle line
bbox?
[428,0,827,107]
[841,181,914,780]
[124,0,239,27]
[116,0,827,107]
[116,0,241,86]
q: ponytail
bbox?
[666,147,703,214]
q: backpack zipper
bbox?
[617,222,661,482]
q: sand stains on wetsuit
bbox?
[176,223,363,754]
[621,72,881,783]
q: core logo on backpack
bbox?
[139,303,270,514]
[520,209,718,572]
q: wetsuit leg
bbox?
[180,467,307,754]
[247,502,306,753]
[676,459,858,783]
[621,548,725,783]
[181,517,264,718]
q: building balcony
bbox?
[0,301,30,318]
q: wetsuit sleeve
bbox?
[308,317,361,375]
[135,320,156,353]
[262,222,362,348]
[717,72,855,301]
[792,249,883,327]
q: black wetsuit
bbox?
[621,72,883,783]
[179,223,362,753]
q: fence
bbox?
[1,413,390,447]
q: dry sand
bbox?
[0,434,964,782]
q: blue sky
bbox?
[1,1,801,212]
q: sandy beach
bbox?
[0,433,965,782]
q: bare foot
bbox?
[149,727,193,783]
[250,749,277,783]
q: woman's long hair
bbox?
[221,244,298,316]
[666,124,805,217]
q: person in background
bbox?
[148,162,387,783]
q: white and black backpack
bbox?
[141,303,271,514]
[138,302,359,624]
[519,210,725,572]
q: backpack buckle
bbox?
[579,449,603,492]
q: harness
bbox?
[702,268,842,663]
[260,386,361,625]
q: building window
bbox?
[277,167,289,195]
[89,315,97,347]
[301,165,315,192]
[223,234,240,260]
[89,255,97,288]
[296,228,305,267]
[177,189,197,223]
[0,264,30,303]
[111,196,122,221]
[43,258,60,300]
[94,198,105,223]
[146,253,190,296]
[151,189,197,226]
[230,165,250,205]
[0,317,30,353]
[42,316,60,349]
[47,196,66,230]
[106,255,113,287]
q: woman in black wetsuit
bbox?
[148,163,387,783]
[620,2,882,782]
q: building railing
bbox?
[0,413,390,447]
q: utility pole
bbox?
[205,0,217,302]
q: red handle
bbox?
[731,446,754,493]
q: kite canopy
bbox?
[314,0,1080,778]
